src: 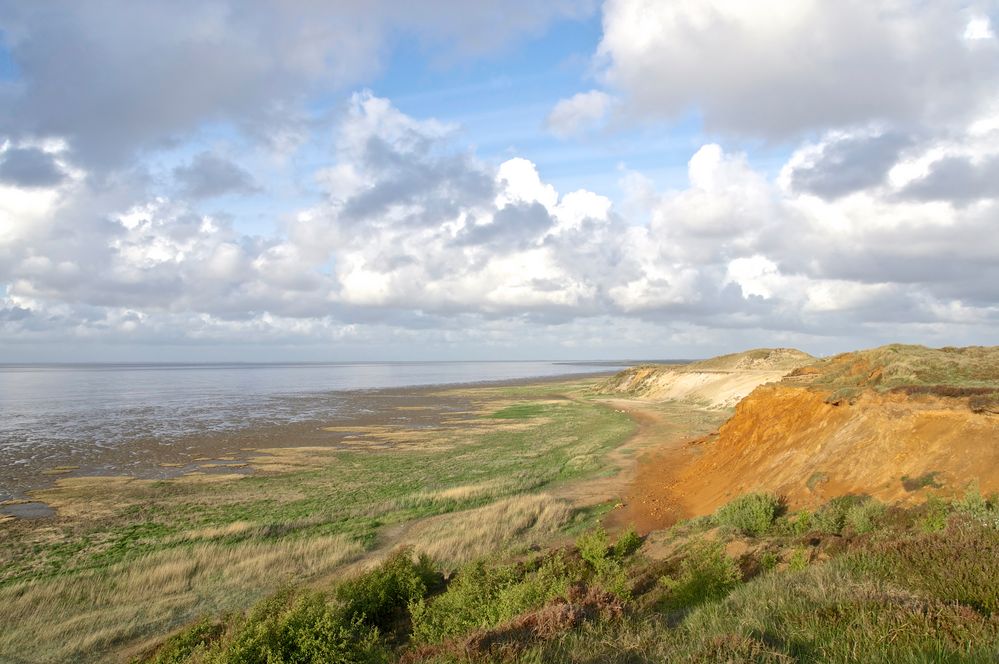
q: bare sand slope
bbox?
[599,348,814,408]
[672,385,999,513]
[612,345,999,533]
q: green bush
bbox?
[659,539,741,611]
[714,493,781,537]
[787,548,809,571]
[814,495,868,534]
[336,548,438,630]
[844,499,886,534]
[612,527,643,558]
[576,527,612,572]
[146,618,225,663]
[770,508,813,536]
[409,552,581,644]
[758,551,779,572]
[917,495,951,533]
[574,527,640,598]
[206,590,387,664]
[953,482,999,529]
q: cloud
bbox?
[172,152,258,199]
[594,0,999,138]
[3,91,999,358]
[899,154,999,203]
[546,90,614,137]
[0,1,596,169]
[0,146,66,187]
[785,131,913,199]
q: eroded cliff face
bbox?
[674,386,999,512]
[599,348,814,408]
[617,345,999,530]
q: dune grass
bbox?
[795,344,999,391]
[0,379,634,663]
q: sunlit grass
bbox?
[0,379,635,662]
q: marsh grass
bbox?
[0,381,634,663]
[398,494,575,564]
[0,536,364,663]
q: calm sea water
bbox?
[0,361,624,500]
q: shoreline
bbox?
[1,369,621,508]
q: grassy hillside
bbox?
[684,347,815,373]
[790,344,999,392]
[141,490,999,663]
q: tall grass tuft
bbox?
[714,493,781,536]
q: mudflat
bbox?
[4,373,714,663]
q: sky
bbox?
[0,0,998,362]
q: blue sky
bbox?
[0,1,997,361]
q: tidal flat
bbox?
[0,375,716,663]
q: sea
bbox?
[0,361,629,502]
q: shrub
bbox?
[813,495,868,534]
[207,590,387,664]
[953,481,999,528]
[771,508,814,536]
[714,493,781,537]
[146,618,225,663]
[336,548,438,630]
[917,495,951,533]
[758,551,779,572]
[659,539,741,612]
[612,527,643,559]
[844,499,885,534]
[574,527,638,599]
[576,527,612,572]
[409,552,581,644]
[787,548,809,571]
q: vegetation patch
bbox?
[489,403,549,419]
[714,493,782,536]
[658,538,741,613]
[901,471,942,492]
[138,494,999,663]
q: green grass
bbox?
[795,343,999,392]
[489,403,550,419]
[0,381,637,663]
[142,494,999,663]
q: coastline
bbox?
[1,369,622,507]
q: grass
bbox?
[137,492,999,663]
[791,343,999,392]
[0,379,635,663]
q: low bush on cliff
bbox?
[658,538,741,613]
[714,492,782,536]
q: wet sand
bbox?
[0,371,616,505]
